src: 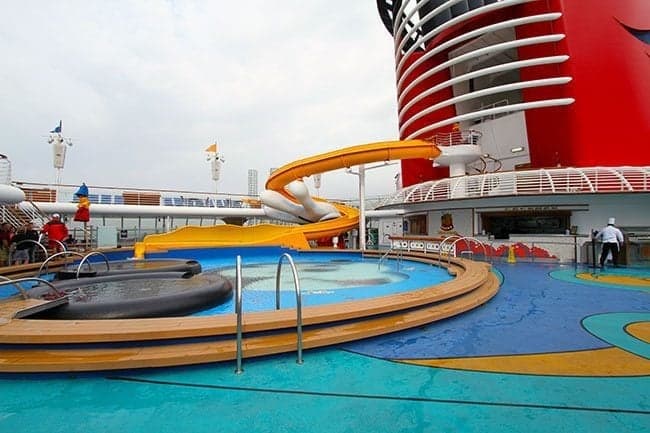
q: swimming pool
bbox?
[0,247,495,373]
[4,248,453,317]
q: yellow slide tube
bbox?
[134,139,439,256]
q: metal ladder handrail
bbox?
[234,253,304,373]
[37,251,86,277]
[378,245,402,271]
[37,231,67,254]
[0,275,28,299]
[75,251,111,279]
[0,276,64,300]
[275,253,304,364]
[447,237,490,267]
[235,255,244,374]
[11,239,49,263]
[378,246,393,269]
[438,235,463,266]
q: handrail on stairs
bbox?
[447,237,490,267]
[37,251,85,277]
[235,255,244,374]
[0,206,24,228]
[75,251,111,279]
[11,239,49,263]
[275,253,304,365]
[23,201,50,227]
[378,244,402,271]
[234,252,305,374]
[438,235,463,266]
[0,276,64,300]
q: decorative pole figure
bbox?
[73,182,91,250]
[48,120,73,199]
[205,142,225,197]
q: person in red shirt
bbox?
[41,213,69,252]
[0,222,13,266]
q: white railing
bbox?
[380,166,650,206]
[433,130,482,147]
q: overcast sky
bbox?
[1,1,402,200]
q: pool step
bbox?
[12,296,70,319]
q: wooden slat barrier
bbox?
[122,192,161,206]
[21,188,57,202]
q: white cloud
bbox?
[1,1,401,199]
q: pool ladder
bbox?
[0,251,113,318]
[378,246,402,271]
[36,250,111,279]
[0,276,64,300]
[234,253,304,374]
[438,236,490,267]
[1,249,112,301]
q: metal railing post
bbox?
[75,251,111,279]
[235,255,243,374]
[0,277,64,300]
[275,253,304,364]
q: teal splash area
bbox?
[0,256,648,432]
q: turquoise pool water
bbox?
[0,249,453,317]
[195,251,452,315]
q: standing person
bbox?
[0,222,13,266]
[41,213,69,253]
[596,217,624,268]
[10,222,39,265]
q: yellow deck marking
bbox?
[401,347,650,376]
[575,273,650,287]
[626,322,650,343]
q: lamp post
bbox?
[205,142,224,195]
[48,121,72,199]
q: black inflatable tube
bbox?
[29,271,232,320]
[56,259,202,280]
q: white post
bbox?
[55,168,62,198]
[359,164,366,251]
[346,162,396,251]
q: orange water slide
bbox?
[134,139,439,256]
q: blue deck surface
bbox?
[0,259,648,433]
[344,263,649,358]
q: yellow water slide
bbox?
[134,139,440,257]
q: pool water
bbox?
[219,261,407,292]
[0,249,452,317]
[194,252,452,315]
